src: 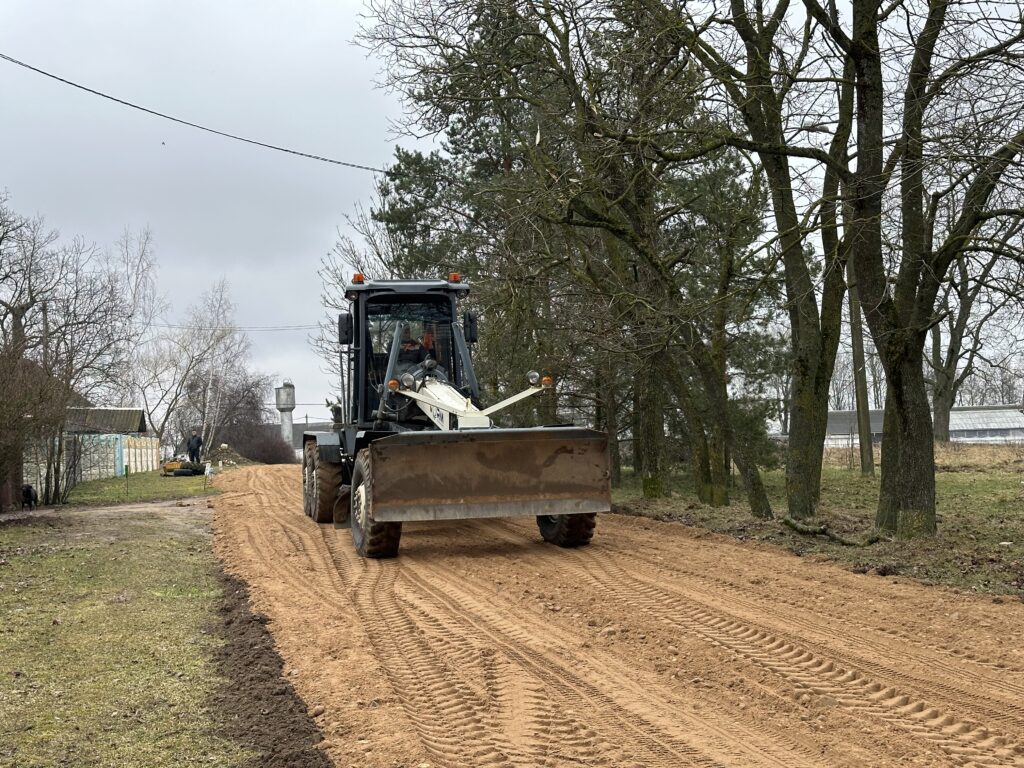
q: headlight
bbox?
[400,372,416,389]
[527,370,541,385]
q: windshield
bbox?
[364,298,459,398]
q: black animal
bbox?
[21,484,38,511]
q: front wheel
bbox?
[537,513,596,547]
[350,450,402,558]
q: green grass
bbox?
[0,508,249,768]
[614,465,1024,596]
[65,470,218,507]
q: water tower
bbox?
[275,380,296,448]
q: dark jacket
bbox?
[398,342,427,365]
[187,434,203,452]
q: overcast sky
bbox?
[1,1,408,423]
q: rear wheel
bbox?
[350,450,402,558]
[302,442,316,517]
[303,441,341,524]
[537,513,596,547]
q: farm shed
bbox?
[825,404,1024,448]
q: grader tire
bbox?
[302,441,316,517]
[350,450,401,558]
[304,441,341,524]
[537,513,597,548]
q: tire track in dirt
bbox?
[320,526,532,767]
[607,546,1024,720]
[474,519,1024,767]
[484,517,1024,726]
[605,530,1024,679]
[213,467,1024,768]
[398,557,828,768]
[397,586,609,767]
[572,551,1024,767]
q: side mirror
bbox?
[463,311,478,344]
[338,312,353,345]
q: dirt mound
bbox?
[210,573,331,768]
[205,444,256,467]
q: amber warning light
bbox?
[448,272,461,282]
[352,273,365,284]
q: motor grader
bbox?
[301,274,610,558]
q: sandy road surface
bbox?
[212,466,1024,768]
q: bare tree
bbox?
[929,224,1024,440]
[0,198,154,502]
[127,281,240,452]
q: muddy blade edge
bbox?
[368,427,610,522]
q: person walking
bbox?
[187,430,203,463]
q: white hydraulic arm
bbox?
[394,375,552,431]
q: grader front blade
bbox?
[365,427,609,523]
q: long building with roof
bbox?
[825,404,1024,447]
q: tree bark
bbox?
[876,349,937,536]
[635,360,665,499]
[932,383,955,444]
[848,268,875,475]
[631,384,644,476]
[595,363,622,487]
[784,376,830,518]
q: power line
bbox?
[145,322,320,332]
[0,51,385,173]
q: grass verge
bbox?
[65,470,217,507]
[614,456,1024,596]
[0,504,245,768]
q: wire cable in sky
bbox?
[0,51,385,173]
[145,322,320,332]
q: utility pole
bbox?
[848,263,875,476]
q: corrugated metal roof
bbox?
[66,407,147,434]
[826,405,1024,435]
[949,407,1024,431]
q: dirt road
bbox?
[212,466,1024,768]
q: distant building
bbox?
[22,407,159,491]
[825,404,1024,447]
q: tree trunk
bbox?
[733,447,773,519]
[707,423,730,506]
[932,386,954,444]
[760,151,839,519]
[595,364,622,487]
[848,268,875,475]
[875,388,899,533]
[690,427,715,504]
[876,350,937,537]
[635,361,666,498]
[675,342,773,518]
[631,384,644,476]
[784,374,829,518]
[931,327,955,443]
[606,387,622,488]
[849,0,939,536]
